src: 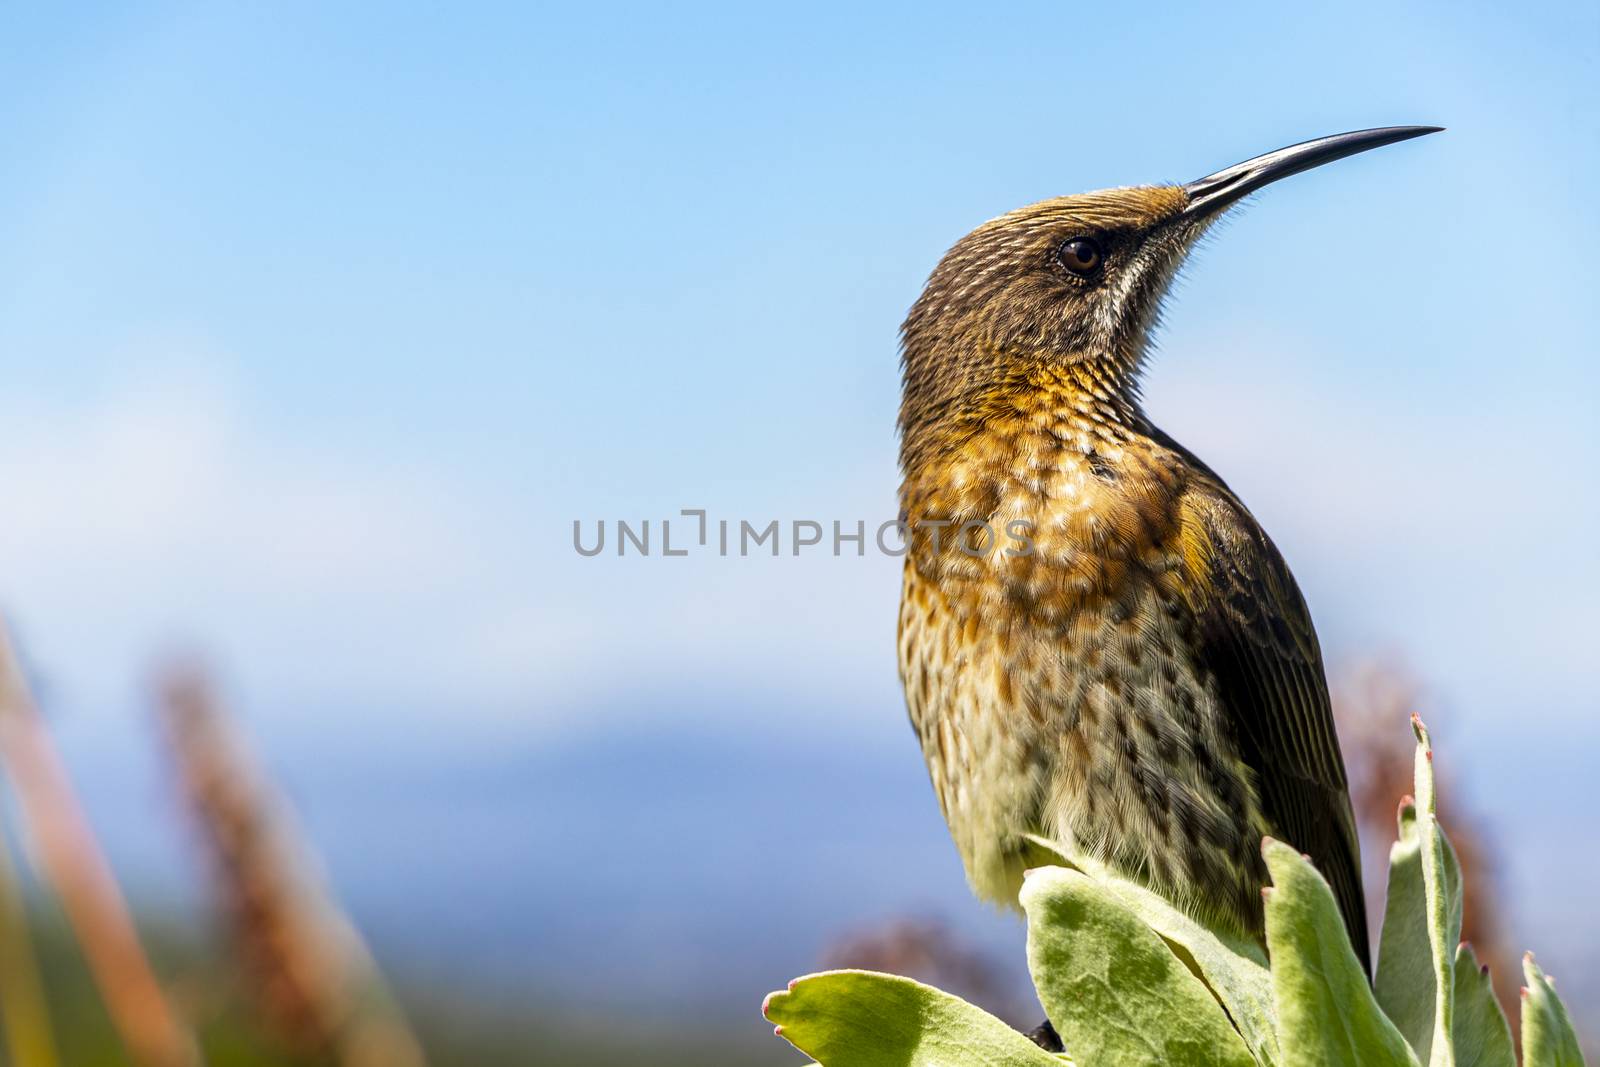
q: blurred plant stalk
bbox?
[0,817,59,1067]
[158,665,426,1067]
[0,615,198,1067]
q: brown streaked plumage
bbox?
[897,128,1440,975]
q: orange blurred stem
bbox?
[0,616,196,1067]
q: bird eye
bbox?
[1056,237,1102,275]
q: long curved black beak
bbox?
[1182,126,1443,219]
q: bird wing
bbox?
[1170,462,1370,971]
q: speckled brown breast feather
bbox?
[899,362,1275,934]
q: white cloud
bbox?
[0,367,517,730]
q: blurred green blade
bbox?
[0,828,60,1067]
[1020,866,1253,1067]
[1262,838,1419,1067]
[762,970,1065,1067]
[1448,943,1513,1067]
[1520,954,1585,1067]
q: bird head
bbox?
[898,127,1441,464]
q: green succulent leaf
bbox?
[1022,834,1278,1066]
[1412,716,1461,1067]
[762,969,1065,1067]
[1375,719,1463,1066]
[1020,865,1254,1067]
[1520,954,1585,1067]
[1375,799,1449,1055]
[1448,943,1514,1067]
[1261,838,1419,1067]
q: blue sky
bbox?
[1,0,1597,1014]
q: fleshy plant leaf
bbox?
[1411,715,1461,1067]
[1375,718,1463,1065]
[1375,798,1436,1051]
[1448,943,1514,1067]
[1023,834,1278,1066]
[762,969,1066,1067]
[1020,865,1253,1067]
[1262,838,1418,1067]
[1520,953,1585,1067]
